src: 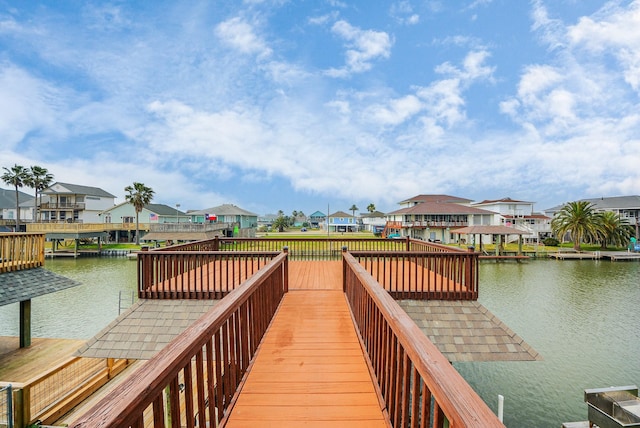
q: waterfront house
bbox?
[99,202,189,242]
[546,195,640,238]
[384,194,497,243]
[188,204,258,237]
[39,182,116,224]
[471,197,552,243]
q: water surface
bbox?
[1,257,638,426]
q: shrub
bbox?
[543,237,559,246]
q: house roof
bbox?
[0,188,32,209]
[398,194,473,205]
[190,204,257,217]
[473,197,533,205]
[309,211,326,218]
[388,202,496,216]
[42,182,116,198]
[360,210,386,218]
[100,202,186,216]
[582,195,640,210]
[329,211,353,218]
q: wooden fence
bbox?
[69,253,288,428]
[343,252,504,427]
[0,233,44,273]
[350,250,478,300]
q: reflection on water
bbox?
[0,258,138,339]
[1,257,638,426]
[456,260,640,427]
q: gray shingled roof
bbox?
[398,300,542,362]
[190,204,257,217]
[42,182,116,198]
[0,188,32,209]
[76,299,218,360]
[0,268,80,306]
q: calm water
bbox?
[1,257,639,427]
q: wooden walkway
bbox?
[225,261,388,427]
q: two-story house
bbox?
[384,194,496,243]
[326,211,358,232]
[39,182,116,223]
[471,197,552,242]
[360,210,387,234]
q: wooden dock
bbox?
[225,290,388,427]
[549,251,640,261]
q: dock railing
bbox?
[343,252,504,427]
[69,252,288,428]
[137,250,282,299]
[157,236,453,260]
[1,357,132,427]
[0,233,45,273]
[350,250,478,300]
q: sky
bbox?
[1,1,639,216]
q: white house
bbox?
[471,197,552,242]
[40,182,116,223]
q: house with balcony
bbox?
[308,210,326,228]
[39,182,116,223]
[99,202,190,242]
[384,194,497,243]
[325,210,358,232]
[471,197,552,243]
[545,195,640,238]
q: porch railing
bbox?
[350,250,478,300]
[69,252,288,428]
[137,250,282,299]
[343,252,504,427]
[0,233,44,273]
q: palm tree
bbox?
[272,214,288,232]
[349,204,359,232]
[367,203,376,213]
[25,165,54,222]
[2,164,29,230]
[551,201,600,251]
[594,211,633,249]
[124,182,155,245]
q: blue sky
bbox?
[1,1,639,216]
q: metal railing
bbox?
[137,250,282,299]
[69,252,288,428]
[350,250,478,300]
[0,233,45,273]
[343,252,504,427]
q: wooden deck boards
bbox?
[225,290,388,427]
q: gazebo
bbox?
[452,225,531,256]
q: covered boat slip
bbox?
[66,249,534,428]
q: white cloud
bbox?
[325,20,392,77]
[215,17,272,59]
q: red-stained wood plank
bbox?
[225,289,389,427]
